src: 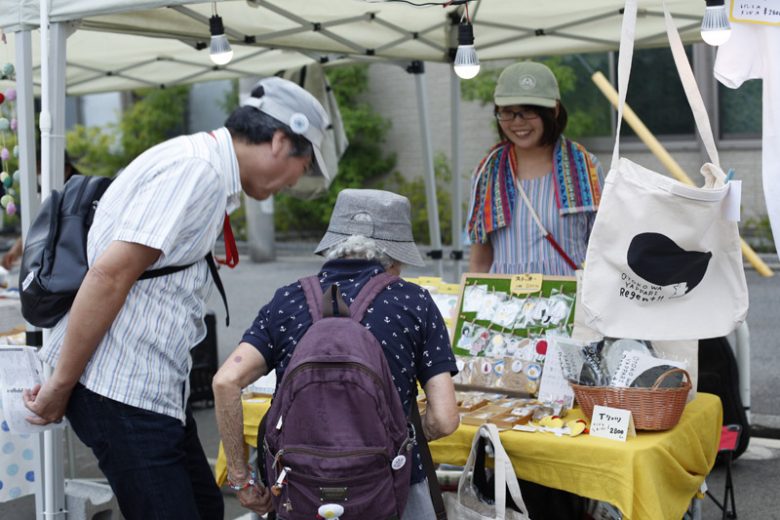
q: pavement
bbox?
[3,242,780,519]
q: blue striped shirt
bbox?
[489,154,604,275]
[41,127,242,423]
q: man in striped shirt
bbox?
[22,77,331,520]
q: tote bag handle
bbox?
[611,0,720,172]
[457,424,530,519]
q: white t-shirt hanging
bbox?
[714,21,780,261]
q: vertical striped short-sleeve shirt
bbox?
[41,128,242,423]
[489,153,604,276]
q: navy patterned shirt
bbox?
[242,259,458,484]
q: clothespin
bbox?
[725,168,735,183]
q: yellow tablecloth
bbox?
[215,393,722,520]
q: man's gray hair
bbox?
[325,235,395,269]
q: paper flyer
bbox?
[0,346,65,434]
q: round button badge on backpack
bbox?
[318,503,345,519]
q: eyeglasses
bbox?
[495,108,541,122]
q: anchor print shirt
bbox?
[242,258,458,484]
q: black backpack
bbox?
[698,337,751,459]
[19,174,229,328]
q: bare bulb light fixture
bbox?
[700,0,731,46]
[454,21,480,80]
[209,4,233,65]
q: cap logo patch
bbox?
[289,112,310,134]
[518,74,536,90]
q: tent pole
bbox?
[449,70,463,283]
[39,7,68,517]
[408,61,443,277]
[16,28,44,520]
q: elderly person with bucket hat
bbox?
[214,189,460,518]
[466,61,605,276]
[23,76,331,520]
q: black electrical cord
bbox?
[362,0,473,7]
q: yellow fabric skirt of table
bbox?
[215,393,722,520]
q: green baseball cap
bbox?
[494,61,560,108]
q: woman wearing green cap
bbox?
[466,61,604,275]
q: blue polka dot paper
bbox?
[0,400,38,502]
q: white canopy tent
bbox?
[0,1,708,518]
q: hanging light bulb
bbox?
[700,0,731,46]
[209,5,233,66]
[454,22,480,80]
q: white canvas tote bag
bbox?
[581,0,749,341]
[443,424,531,520]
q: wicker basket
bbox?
[571,368,692,431]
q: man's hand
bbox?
[22,381,73,425]
[237,484,273,515]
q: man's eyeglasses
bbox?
[495,108,541,122]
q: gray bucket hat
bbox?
[314,189,426,267]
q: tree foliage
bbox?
[66,85,190,177]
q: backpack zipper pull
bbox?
[271,466,291,496]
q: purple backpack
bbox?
[262,273,413,520]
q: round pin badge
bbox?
[318,503,345,519]
[289,112,310,134]
[392,455,407,470]
[526,363,542,380]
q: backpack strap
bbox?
[300,275,325,323]
[351,272,399,322]
[410,404,448,520]
[138,252,230,326]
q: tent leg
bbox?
[449,71,463,283]
[408,61,443,277]
[40,16,69,520]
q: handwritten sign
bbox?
[589,405,636,442]
[510,273,543,294]
[731,0,780,25]
[537,336,575,409]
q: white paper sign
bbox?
[537,335,575,409]
[731,0,780,24]
[0,346,65,434]
[589,405,636,442]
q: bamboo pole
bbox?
[591,71,773,278]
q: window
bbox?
[620,46,695,138]
[719,79,762,139]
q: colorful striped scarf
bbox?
[467,137,602,244]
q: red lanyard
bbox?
[207,132,239,268]
[217,212,239,268]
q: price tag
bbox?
[510,273,543,295]
[723,180,741,222]
[589,405,636,442]
[731,0,780,25]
